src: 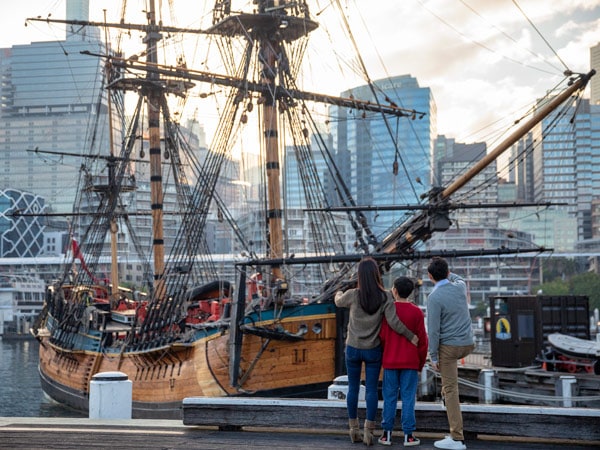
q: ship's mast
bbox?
[145,1,166,299]
[103,10,120,304]
[261,26,284,282]
[208,0,319,288]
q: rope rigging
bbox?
[31,1,595,355]
[333,0,421,202]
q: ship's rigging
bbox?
[22,1,596,416]
[24,0,596,311]
[25,0,596,294]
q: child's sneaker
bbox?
[404,434,420,447]
[378,430,392,446]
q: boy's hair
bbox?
[393,276,414,299]
[427,257,449,282]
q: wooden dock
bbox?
[1,416,598,449]
[183,397,600,442]
[453,364,600,408]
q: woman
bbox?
[335,257,418,446]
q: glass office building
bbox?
[0,35,110,214]
[332,74,436,238]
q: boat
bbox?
[25,1,595,418]
[542,332,600,374]
[0,274,46,339]
[547,333,600,360]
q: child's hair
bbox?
[393,276,414,299]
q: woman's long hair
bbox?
[356,257,386,314]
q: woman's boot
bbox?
[363,419,376,446]
[348,418,362,443]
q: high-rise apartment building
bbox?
[531,98,599,241]
[0,5,108,214]
[591,43,600,105]
[508,132,535,202]
[435,139,498,227]
[333,74,436,237]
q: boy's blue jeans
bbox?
[381,368,418,434]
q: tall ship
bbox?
[26,1,595,418]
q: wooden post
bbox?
[229,266,247,387]
[479,369,497,404]
[557,375,577,408]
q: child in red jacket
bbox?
[378,276,428,447]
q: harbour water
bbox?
[0,337,85,418]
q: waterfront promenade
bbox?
[1,417,598,449]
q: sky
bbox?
[2,0,600,145]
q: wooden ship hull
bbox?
[37,301,340,418]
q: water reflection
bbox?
[0,338,85,418]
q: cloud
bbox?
[5,0,598,145]
[329,0,598,141]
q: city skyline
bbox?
[0,1,597,147]
[0,1,597,259]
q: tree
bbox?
[569,272,600,312]
[541,257,579,282]
[533,279,569,296]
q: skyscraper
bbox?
[333,74,436,237]
[591,43,600,105]
[436,139,498,227]
[0,2,109,214]
[0,188,45,257]
[508,97,600,247]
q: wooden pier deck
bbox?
[183,397,600,442]
[3,395,599,449]
[0,416,598,449]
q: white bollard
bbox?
[478,369,497,404]
[327,375,365,401]
[420,365,429,397]
[556,375,577,408]
[89,371,132,419]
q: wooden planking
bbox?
[38,310,341,409]
[2,418,597,450]
[182,397,600,442]
[204,320,338,394]
[39,335,228,404]
[39,341,90,393]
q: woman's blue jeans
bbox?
[345,344,382,421]
[381,368,418,434]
